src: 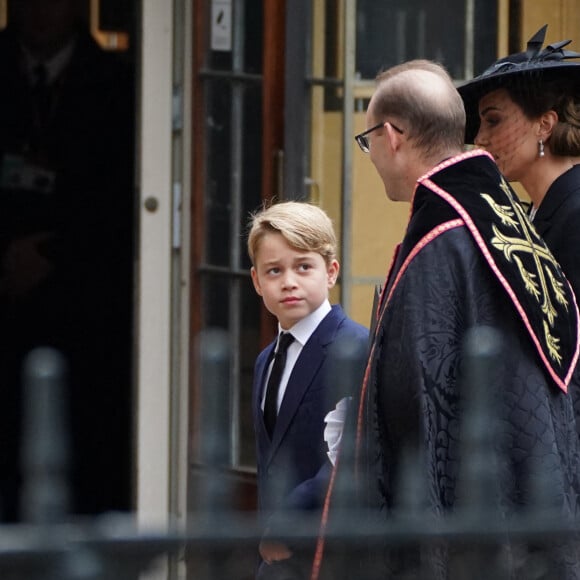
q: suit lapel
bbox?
[266,305,345,461]
[270,337,325,451]
[254,343,275,439]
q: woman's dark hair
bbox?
[505,77,580,156]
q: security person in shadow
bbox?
[0,0,135,521]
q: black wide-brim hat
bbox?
[457,25,580,143]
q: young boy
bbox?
[247,201,368,579]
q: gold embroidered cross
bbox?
[481,177,568,364]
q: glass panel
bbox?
[200,1,264,469]
[239,283,261,466]
[238,81,262,466]
[243,0,263,74]
[240,86,263,269]
[309,2,344,249]
[473,1,500,75]
[203,275,231,329]
[204,80,262,271]
[356,0,497,80]
[205,79,233,267]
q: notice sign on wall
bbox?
[210,0,232,52]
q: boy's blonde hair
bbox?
[247,201,337,266]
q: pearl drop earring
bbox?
[538,139,545,158]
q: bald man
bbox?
[313,60,580,579]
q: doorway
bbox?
[0,0,136,520]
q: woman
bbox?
[459,27,580,459]
[458,25,580,295]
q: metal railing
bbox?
[3,326,579,579]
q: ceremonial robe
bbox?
[314,150,580,580]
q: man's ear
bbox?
[385,121,404,152]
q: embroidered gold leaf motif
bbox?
[513,255,540,299]
[542,298,558,327]
[544,320,563,365]
[499,177,513,199]
[482,178,565,364]
[481,194,520,230]
[543,267,569,312]
[490,225,558,327]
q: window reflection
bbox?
[355,0,498,80]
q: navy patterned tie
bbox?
[264,332,294,438]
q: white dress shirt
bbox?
[261,299,332,412]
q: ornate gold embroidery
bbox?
[512,255,540,299]
[544,320,562,365]
[482,177,567,364]
[480,194,520,230]
[545,267,569,309]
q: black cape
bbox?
[314,150,580,580]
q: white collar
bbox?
[22,37,77,86]
[278,300,332,347]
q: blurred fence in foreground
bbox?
[2,326,579,579]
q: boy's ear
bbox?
[327,259,340,288]
[250,266,263,296]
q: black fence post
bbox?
[21,347,70,526]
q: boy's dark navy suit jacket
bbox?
[252,304,368,522]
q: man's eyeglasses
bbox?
[354,121,404,153]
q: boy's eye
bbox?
[297,263,311,271]
[267,267,280,275]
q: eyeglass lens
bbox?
[357,135,370,152]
